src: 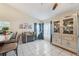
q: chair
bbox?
[0,32,20,56]
[22,32,26,43]
[3,32,18,44]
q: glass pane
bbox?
[63,18,73,34]
[54,21,60,33]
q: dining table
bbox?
[0,33,13,50]
[0,33,13,54]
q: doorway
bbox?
[37,23,44,39]
[34,23,44,40]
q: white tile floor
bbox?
[6,40,76,56]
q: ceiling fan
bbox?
[52,3,58,10]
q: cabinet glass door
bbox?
[63,18,73,34]
[54,21,60,33]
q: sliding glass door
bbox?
[34,23,44,40]
[38,23,44,39]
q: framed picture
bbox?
[19,23,32,29]
[19,24,23,29]
[28,25,32,29]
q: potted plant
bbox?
[2,27,9,35]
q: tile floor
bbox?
[6,40,76,56]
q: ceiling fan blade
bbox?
[52,3,58,10]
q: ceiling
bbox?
[8,3,79,20]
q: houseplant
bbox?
[2,27,9,35]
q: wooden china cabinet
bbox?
[52,12,79,55]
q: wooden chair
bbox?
[3,32,18,44]
[0,33,20,56]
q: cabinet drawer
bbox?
[62,35,74,41]
[53,34,61,38]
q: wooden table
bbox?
[0,33,13,50]
[0,33,13,53]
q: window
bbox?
[0,21,10,30]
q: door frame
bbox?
[50,21,52,43]
[34,23,37,40]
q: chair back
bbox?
[15,32,17,39]
[16,33,20,43]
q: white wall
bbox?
[0,4,41,34]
